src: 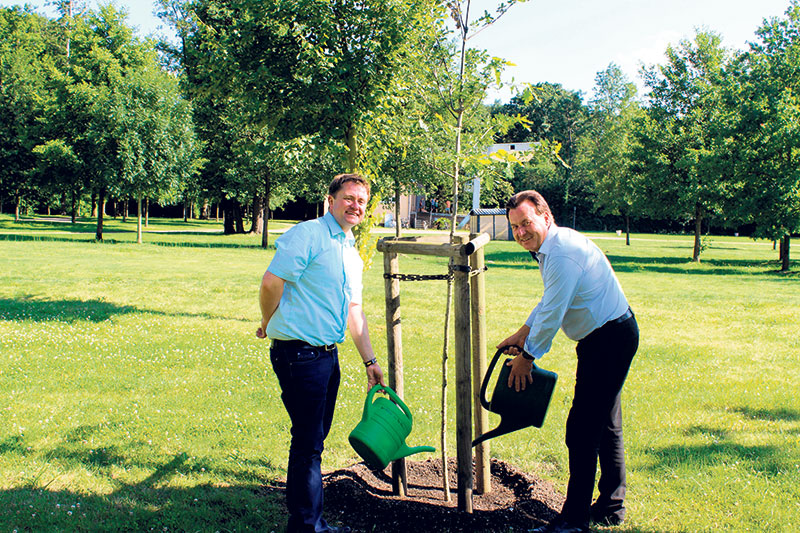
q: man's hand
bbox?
[366,363,386,390]
[255,318,269,339]
[497,324,531,356]
[506,354,534,392]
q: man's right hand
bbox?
[255,319,268,339]
[497,325,531,355]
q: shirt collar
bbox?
[536,222,558,259]
[322,211,355,245]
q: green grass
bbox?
[1,213,798,532]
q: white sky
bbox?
[2,0,794,101]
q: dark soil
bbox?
[319,458,565,532]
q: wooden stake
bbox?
[470,239,491,494]
[453,248,473,513]
[383,251,407,496]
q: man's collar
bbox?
[322,211,355,243]
[536,222,558,257]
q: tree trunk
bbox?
[95,189,106,240]
[394,181,401,239]
[14,194,21,222]
[345,123,358,172]
[251,193,264,234]
[122,199,129,223]
[692,205,702,262]
[71,188,78,224]
[780,234,790,272]
[145,197,150,227]
[261,169,271,249]
[625,213,631,246]
[137,194,143,244]
[91,192,97,218]
[222,197,244,235]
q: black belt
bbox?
[271,339,337,351]
[608,307,633,325]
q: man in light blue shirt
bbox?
[498,190,639,533]
[256,174,384,533]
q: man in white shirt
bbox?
[498,190,639,533]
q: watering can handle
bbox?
[363,384,413,422]
[479,345,523,410]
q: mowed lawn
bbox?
[1,214,798,532]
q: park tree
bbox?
[174,0,427,241]
[578,63,642,244]
[112,66,199,243]
[0,7,58,221]
[494,82,588,222]
[730,1,800,272]
[634,30,734,262]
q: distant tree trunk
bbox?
[222,197,244,234]
[261,169,271,249]
[95,189,106,240]
[122,199,129,223]
[70,187,78,224]
[14,194,21,222]
[692,205,702,262]
[625,213,631,246]
[251,193,264,234]
[780,234,790,272]
[136,194,144,244]
[184,197,190,222]
[201,199,209,220]
[91,192,97,217]
[145,197,150,227]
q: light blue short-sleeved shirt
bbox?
[524,224,629,358]
[266,212,363,346]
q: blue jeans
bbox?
[270,342,340,533]
[561,311,639,526]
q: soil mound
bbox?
[321,458,564,532]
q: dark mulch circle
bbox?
[320,457,565,532]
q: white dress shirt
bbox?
[524,223,629,358]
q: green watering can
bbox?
[472,346,558,447]
[348,384,435,470]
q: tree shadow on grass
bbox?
[0,232,272,249]
[0,425,287,532]
[642,405,800,478]
[0,297,249,323]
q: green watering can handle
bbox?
[362,384,413,423]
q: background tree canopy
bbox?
[1,0,798,269]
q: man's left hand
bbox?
[506,354,534,392]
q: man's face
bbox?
[508,200,550,252]
[328,181,369,231]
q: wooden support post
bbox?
[453,242,473,513]
[383,251,407,496]
[470,238,491,494]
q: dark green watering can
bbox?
[472,346,558,447]
[348,384,435,470]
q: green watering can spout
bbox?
[394,442,436,462]
[348,384,435,470]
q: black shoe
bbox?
[529,520,590,533]
[590,504,625,526]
